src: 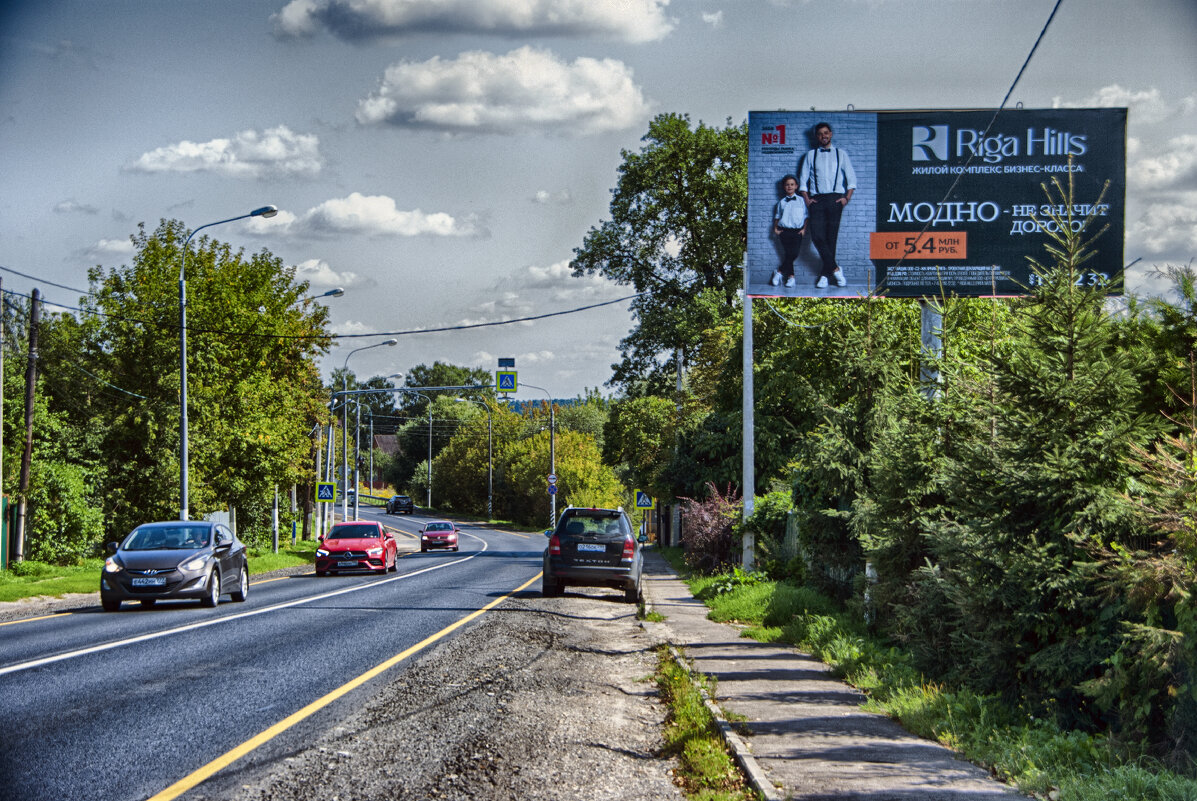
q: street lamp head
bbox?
[382,338,398,346]
[251,205,279,219]
[325,287,345,298]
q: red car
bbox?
[316,521,398,576]
[420,520,460,552]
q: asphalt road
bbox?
[0,510,547,801]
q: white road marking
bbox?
[0,534,489,677]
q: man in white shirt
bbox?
[798,122,856,288]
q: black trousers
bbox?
[777,228,804,277]
[808,193,845,278]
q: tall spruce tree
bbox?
[913,178,1158,724]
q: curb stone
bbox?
[641,604,785,801]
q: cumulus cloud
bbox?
[1129,195,1197,258]
[126,125,323,178]
[272,0,674,43]
[244,192,479,237]
[54,199,99,215]
[355,46,650,135]
[1052,84,1197,126]
[476,348,556,365]
[329,319,379,336]
[456,259,630,326]
[701,11,724,27]
[532,188,571,204]
[294,258,371,291]
[83,238,136,260]
[1129,134,1197,192]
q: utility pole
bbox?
[16,289,40,562]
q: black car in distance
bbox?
[386,494,415,514]
[542,506,646,602]
[100,520,249,611]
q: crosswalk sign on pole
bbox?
[496,370,517,392]
[634,490,655,510]
[317,482,336,503]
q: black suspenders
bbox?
[809,147,841,194]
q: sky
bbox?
[2,0,1195,399]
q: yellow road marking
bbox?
[147,571,542,801]
[0,612,72,627]
[248,576,290,586]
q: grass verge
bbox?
[668,559,1197,801]
[655,646,758,801]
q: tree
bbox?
[4,300,107,562]
[399,361,493,413]
[71,220,332,538]
[603,395,676,495]
[571,113,747,392]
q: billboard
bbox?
[747,109,1126,298]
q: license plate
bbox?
[131,577,166,587]
[337,560,358,567]
[576,543,605,552]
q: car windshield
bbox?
[124,526,210,550]
[329,525,380,540]
[425,523,453,532]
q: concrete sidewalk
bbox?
[639,550,1023,801]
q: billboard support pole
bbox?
[919,299,943,400]
[741,258,756,571]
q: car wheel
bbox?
[139,599,157,608]
[624,582,641,604]
[542,575,562,597]
[231,566,249,602]
[420,546,426,553]
[202,570,221,608]
[316,569,327,577]
[102,597,121,612]
[388,554,397,572]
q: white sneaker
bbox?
[833,268,847,287]
[770,271,782,286]
[816,276,829,289]
[784,275,796,288]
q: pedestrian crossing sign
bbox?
[634,490,655,510]
[317,482,336,503]
[496,370,517,392]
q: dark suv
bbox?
[542,507,646,602]
[386,495,415,514]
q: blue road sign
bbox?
[317,482,336,503]
[548,484,558,495]
[634,490,655,510]
[497,370,517,392]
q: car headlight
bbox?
[367,547,383,557]
[104,556,123,573]
[181,555,208,572]
[316,548,329,557]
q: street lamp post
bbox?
[341,339,398,520]
[455,398,493,520]
[521,383,555,527]
[179,205,278,521]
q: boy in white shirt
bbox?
[771,174,807,288]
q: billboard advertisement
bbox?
[747,108,1126,298]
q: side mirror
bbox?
[544,529,553,538]
[106,542,119,555]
